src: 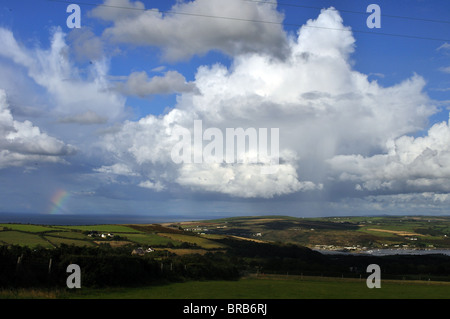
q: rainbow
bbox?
[48,189,70,215]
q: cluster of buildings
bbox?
[131,247,154,256]
[87,230,115,239]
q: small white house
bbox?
[132,247,154,256]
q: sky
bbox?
[0,0,449,219]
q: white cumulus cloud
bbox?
[97,8,435,198]
[0,27,126,123]
[116,70,198,97]
[0,90,76,169]
[91,0,288,61]
[328,116,450,193]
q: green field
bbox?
[123,233,181,246]
[2,215,450,251]
[0,224,56,233]
[158,233,227,249]
[0,222,191,249]
[0,231,53,248]
[3,275,449,299]
[74,276,450,299]
[55,225,142,233]
[44,231,88,240]
[44,235,96,247]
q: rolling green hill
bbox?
[1,215,450,252]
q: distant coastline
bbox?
[0,212,206,225]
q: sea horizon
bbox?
[0,212,216,226]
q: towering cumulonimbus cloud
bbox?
[98,7,435,198]
[0,0,446,216]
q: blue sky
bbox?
[0,0,449,219]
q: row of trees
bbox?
[0,244,239,288]
[1,239,450,288]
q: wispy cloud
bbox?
[58,110,108,124]
[115,70,198,97]
[439,66,450,74]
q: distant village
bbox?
[183,224,262,237]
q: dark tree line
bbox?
[1,239,450,289]
[216,238,450,280]
[0,244,239,288]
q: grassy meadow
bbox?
[2,275,449,299]
[1,215,449,250]
[157,233,228,249]
[0,222,199,249]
